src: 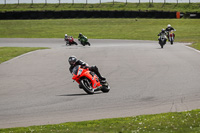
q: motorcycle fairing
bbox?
[81,71,102,89]
[72,66,101,89]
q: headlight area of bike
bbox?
[72,69,83,82]
[72,66,83,79]
[72,66,80,75]
[73,69,83,77]
[77,69,83,76]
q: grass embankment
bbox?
[0,19,200,50]
[0,3,200,13]
[0,109,200,133]
[0,47,48,64]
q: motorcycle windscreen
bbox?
[72,65,80,75]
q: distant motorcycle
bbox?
[78,36,91,46]
[168,30,175,45]
[72,65,110,94]
[158,34,167,48]
[65,36,78,46]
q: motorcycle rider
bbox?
[78,33,83,40]
[165,24,175,40]
[78,33,88,42]
[158,28,167,44]
[64,34,69,43]
[68,56,106,81]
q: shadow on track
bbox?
[57,92,102,97]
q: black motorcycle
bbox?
[158,34,167,48]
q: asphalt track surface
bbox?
[0,38,200,128]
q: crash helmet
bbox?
[167,24,171,28]
[65,34,68,37]
[79,33,83,37]
[68,56,77,66]
[161,28,165,33]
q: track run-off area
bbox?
[0,38,200,128]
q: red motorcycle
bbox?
[72,65,110,94]
[168,30,175,45]
[65,36,78,46]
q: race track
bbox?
[0,38,200,128]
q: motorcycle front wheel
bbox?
[80,78,94,94]
[87,42,91,46]
[170,40,173,45]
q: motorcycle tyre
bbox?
[80,78,94,94]
[81,42,85,46]
[160,44,164,49]
[170,40,173,45]
[87,42,91,46]
[100,81,110,93]
[74,42,78,45]
[101,85,110,93]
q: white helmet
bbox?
[167,24,171,28]
[65,34,67,36]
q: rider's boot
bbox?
[90,66,106,81]
[99,76,106,81]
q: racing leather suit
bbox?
[69,60,105,80]
[165,27,175,39]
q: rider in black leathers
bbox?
[68,56,106,81]
[157,28,167,44]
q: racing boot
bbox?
[99,76,106,81]
[90,65,106,81]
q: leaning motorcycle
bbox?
[78,36,91,46]
[65,36,78,46]
[72,65,110,94]
[168,30,175,45]
[158,34,167,48]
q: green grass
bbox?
[0,47,48,64]
[0,18,200,50]
[0,17,200,132]
[0,109,200,133]
[0,3,200,13]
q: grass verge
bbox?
[0,47,48,64]
[0,18,200,50]
[0,19,200,132]
[0,109,200,132]
[0,3,200,13]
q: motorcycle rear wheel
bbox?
[101,86,110,93]
[101,81,110,93]
[80,78,94,94]
[87,42,91,46]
